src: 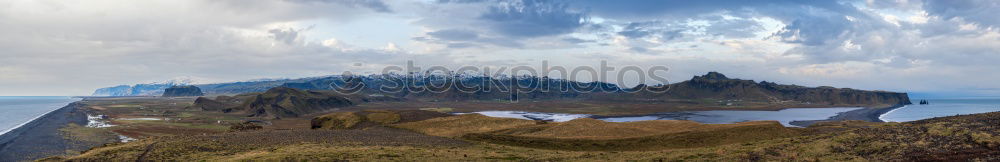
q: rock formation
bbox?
[161,86,204,97]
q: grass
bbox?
[58,128,469,161]
[59,123,118,144]
[106,104,142,108]
[419,107,454,113]
[113,120,229,131]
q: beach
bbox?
[0,102,92,161]
[788,104,907,127]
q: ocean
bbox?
[0,96,80,136]
[880,99,1000,122]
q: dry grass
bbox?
[391,114,539,137]
[311,110,448,130]
[364,111,401,124]
[61,127,469,161]
[465,120,804,151]
[311,112,364,129]
[418,107,454,113]
[392,114,805,151]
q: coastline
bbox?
[0,102,90,161]
[0,103,68,137]
[788,104,908,127]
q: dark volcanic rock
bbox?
[162,86,204,97]
[191,96,240,111]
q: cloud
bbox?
[3,0,1000,97]
[479,0,589,37]
[922,0,1000,27]
[285,0,393,13]
[268,27,306,45]
[427,29,479,41]
[561,37,596,44]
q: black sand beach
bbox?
[789,104,907,127]
[0,102,92,161]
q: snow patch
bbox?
[470,111,591,122]
[86,114,115,128]
[118,135,137,143]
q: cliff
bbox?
[651,72,911,106]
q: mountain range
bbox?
[94,72,910,106]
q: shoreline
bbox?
[0,102,90,161]
[0,98,80,136]
[788,104,908,127]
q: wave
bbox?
[878,105,908,122]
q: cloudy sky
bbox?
[1,0,999,98]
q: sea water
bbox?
[880,99,1000,122]
[0,96,80,136]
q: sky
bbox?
[1,0,999,98]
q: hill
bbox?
[193,87,355,118]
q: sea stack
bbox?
[162,86,204,97]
